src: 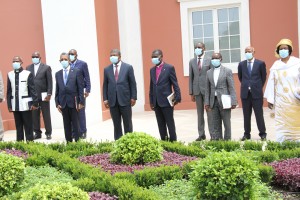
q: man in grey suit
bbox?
[0,71,4,141]
[204,53,237,140]
[103,49,137,140]
[189,42,212,141]
[27,51,53,140]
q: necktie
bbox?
[71,63,75,69]
[247,62,251,76]
[64,69,68,85]
[115,65,119,81]
[198,57,202,71]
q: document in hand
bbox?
[167,92,175,107]
[221,94,231,109]
[41,92,47,101]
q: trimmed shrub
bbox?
[190,151,260,200]
[110,132,163,165]
[257,164,275,184]
[161,141,207,158]
[0,153,25,196]
[20,182,89,200]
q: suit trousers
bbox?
[13,111,34,141]
[195,93,213,137]
[154,106,177,142]
[32,100,52,136]
[62,107,79,142]
[211,97,231,140]
[110,99,133,140]
[78,97,87,135]
[242,91,266,137]
[0,110,4,140]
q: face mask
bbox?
[245,52,253,60]
[12,62,21,70]
[194,48,203,56]
[61,60,69,69]
[211,59,221,68]
[152,57,160,65]
[69,55,76,62]
[32,58,40,64]
[110,56,119,64]
[279,49,289,59]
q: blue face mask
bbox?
[279,49,289,59]
[69,55,76,62]
[12,62,21,70]
[245,52,253,60]
[194,48,203,56]
[32,58,40,64]
[110,56,119,64]
[211,59,221,68]
[61,60,69,69]
[152,57,160,65]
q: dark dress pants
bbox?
[242,91,266,138]
[154,105,177,142]
[110,99,133,140]
[13,111,34,141]
[32,100,52,136]
[78,97,87,136]
[62,106,79,142]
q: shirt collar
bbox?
[114,61,122,67]
[156,61,164,68]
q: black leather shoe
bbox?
[80,132,87,139]
[241,135,251,141]
[195,135,206,141]
[33,134,42,140]
[260,135,267,141]
[46,135,52,140]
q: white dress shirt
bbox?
[34,63,41,76]
[214,67,221,96]
[114,61,122,74]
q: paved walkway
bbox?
[2,108,275,144]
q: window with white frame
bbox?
[179,0,250,75]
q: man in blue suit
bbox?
[55,52,84,142]
[68,49,91,139]
[149,49,181,142]
[103,49,137,140]
[238,46,267,141]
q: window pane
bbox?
[193,39,203,47]
[204,37,214,51]
[203,10,212,23]
[218,22,228,36]
[219,36,229,49]
[218,8,228,22]
[204,24,213,37]
[230,36,240,48]
[205,50,214,58]
[193,25,203,38]
[220,50,230,63]
[229,22,239,35]
[192,11,202,25]
[231,49,241,62]
[229,7,239,21]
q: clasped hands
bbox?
[56,104,84,113]
[104,99,136,109]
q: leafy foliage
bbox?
[89,191,118,200]
[0,153,25,196]
[1,148,29,159]
[20,182,89,200]
[190,151,260,200]
[110,132,163,165]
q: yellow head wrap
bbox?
[275,38,293,58]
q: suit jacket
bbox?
[149,62,181,107]
[72,59,91,93]
[27,63,53,100]
[55,67,84,109]
[189,54,211,95]
[205,65,237,109]
[238,59,267,99]
[103,62,137,107]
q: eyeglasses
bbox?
[32,56,39,58]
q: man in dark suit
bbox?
[149,49,181,142]
[68,49,91,139]
[238,46,267,141]
[27,51,53,140]
[189,42,213,141]
[103,49,137,140]
[205,53,237,140]
[55,52,84,142]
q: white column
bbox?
[41,0,102,128]
[117,0,145,112]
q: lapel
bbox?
[251,60,258,75]
[193,58,200,76]
[35,63,43,77]
[150,67,156,84]
[66,68,75,85]
[109,64,117,83]
[117,62,125,82]
[28,64,35,77]
[216,66,225,87]
[157,64,166,84]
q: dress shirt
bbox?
[34,63,40,76]
[197,52,206,67]
[214,67,221,96]
[156,62,164,82]
[114,61,122,74]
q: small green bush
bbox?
[257,164,275,184]
[20,182,89,200]
[0,153,25,196]
[190,151,260,200]
[110,132,163,165]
